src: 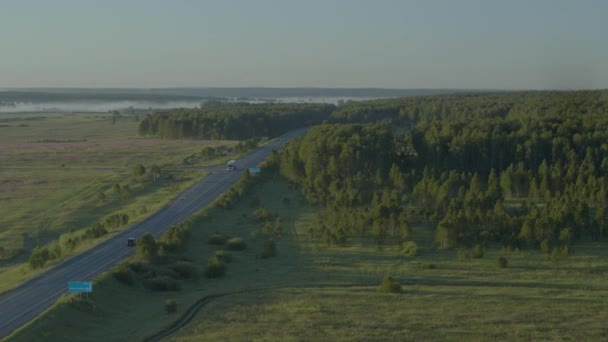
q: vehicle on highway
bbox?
[227,160,236,171]
[127,238,136,247]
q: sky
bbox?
[0,0,607,89]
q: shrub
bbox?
[226,237,247,251]
[134,163,146,177]
[401,241,418,257]
[260,239,277,259]
[540,239,551,254]
[254,207,271,221]
[378,275,402,293]
[457,248,471,262]
[498,256,509,268]
[129,262,158,279]
[68,297,98,314]
[83,223,108,240]
[161,221,192,251]
[105,213,129,229]
[143,276,180,291]
[472,244,484,259]
[136,233,159,263]
[214,250,233,263]
[29,246,51,269]
[207,233,228,245]
[59,233,80,252]
[205,255,226,278]
[419,263,437,269]
[96,191,106,202]
[170,261,199,280]
[113,265,135,285]
[49,243,62,259]
[165,299,177,314]
[157,267,180,280]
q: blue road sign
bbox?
[249,167,261,173]
[68,281,93,293]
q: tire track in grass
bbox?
[142,277,608,342]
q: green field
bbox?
[8,178,608,341]
[0,112,236,294]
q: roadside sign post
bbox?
[68,281,93,299]
[249,167,261,174]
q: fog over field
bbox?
[0,101,204,113]
[0,97,383,113]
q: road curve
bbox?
[0,128,306,340]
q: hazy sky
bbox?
[1,0,606,89]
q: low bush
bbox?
[170,261,199,280]
[260,239,277,259]
[29,246,51,269]
[472,244,484,259]
[226,237,247,251]
[254,207,271,221]
[161,221,192,251]
[68,297,99,314]
[378,275,402,294]
[129,262,158,279]
[105,213,129,229]
[207,233,228,245]
[457,248,471,262]
[113,265,135,285]
[205,255,226,278]
[401,241,418,257]
[165,299,177,314]
[214,250,233,263]
[498,256,509,268]
[83,223,108,240]
[143,276,180,291]
[157,267,180,280]
[419,263,437,269]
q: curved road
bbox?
[0,128,306,340]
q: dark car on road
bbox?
[127,238,136,247]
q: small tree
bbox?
[134,164,146,177]
[96,191,106,202]
[165,299,177,314]
[401,241,418,257]
[472,244,484,259]
[29,246,51,269]
[151,165,161,184]
[497,256,509,268]
[207,233,228,245]
[226,237,247,251]
[378,275,402,293]
[136,233,158,263]
[260,239,276,259]
[205,255,226,278]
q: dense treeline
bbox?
[279,90,608,250]
[138,103,334,140]
[331,91,608,125]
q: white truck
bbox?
[226,160,236,171]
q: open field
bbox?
[0,112,236,293]
[0,112,139,144]
[7,178,608,341]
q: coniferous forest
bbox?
[141,91,608,252]
[137,103,335,140]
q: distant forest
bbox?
[139,90,608,251]
[138,103,335,140]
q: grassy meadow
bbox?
[0,112,235,293]
[7,178,608,341]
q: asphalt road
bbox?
[0,128,306,340]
